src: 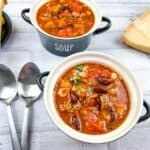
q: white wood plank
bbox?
[4,3,149,17]
[0,50,150,132]
[29,131,108,150]
[2,31,150,71]
[1,31,132,50]
[2,31,149,54]
[10,16,132,33]
[109,128,150,150]
[1,0,150,149]
[0,135,12,150]
[8,0,150,4]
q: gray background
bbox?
[1,0,150,149]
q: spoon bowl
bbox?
[18,62,41,106]
[0,64,17,104]
[18,62,41,150]
[0,64,21,150]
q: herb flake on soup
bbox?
[54,63,130,135]
[37,0,95,38]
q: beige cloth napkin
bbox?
[122,9,150,53]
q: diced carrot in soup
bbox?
[60,80,71,88]
[70,2,83,12]
[86,121,102,132]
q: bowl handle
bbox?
[37,71,50,91]
[21,8,32,25]
[94,16,111,35]
[37,72,150,123]
[138,101,150,123]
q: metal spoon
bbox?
[18,62,41,150]
[0,64,21,150]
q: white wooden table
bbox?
[1,0,150,149]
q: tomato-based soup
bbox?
[37,0,95,38]
[54,63,130,135]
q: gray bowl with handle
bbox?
[21,0,111,56]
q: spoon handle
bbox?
[6,105,21,150]
[21,106,30,150]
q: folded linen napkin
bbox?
[122,9,150,53]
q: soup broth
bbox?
[54,63,130,135]
[37,0,95,38]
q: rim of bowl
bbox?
[44,51,143,143]
[30,0,102,40]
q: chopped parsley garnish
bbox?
[76,64,84,72]
[87,87,93,95]
[72,76,81,84]
[76,87,83,94]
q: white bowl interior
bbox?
[30,0,102,39]
[44,52,143,143]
